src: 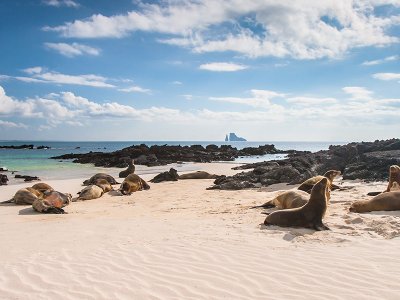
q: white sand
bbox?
[1,163,400,299]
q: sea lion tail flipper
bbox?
[0,199,14,204]
[250,200,275,209]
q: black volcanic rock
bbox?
[209,139,400,190]
[51,143,284,167]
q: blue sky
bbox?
[0,0,399,141]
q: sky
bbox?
[0,0,399,142]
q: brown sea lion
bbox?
[178,171,219,180]
[367,165,400,196]
[32,191,72,214]
[6,188,40,205]
[386,165,400,192]
[77,185,104,201]
[83,173,119,186]
[119,160,135,178]
[298,170,341,193]
[264,177,330,231]
[119,173,150,195]
[26,187,44,198]
[349,191,400,213]
[31,182,54,193]
[94,179,113,192]
[251,190,310,209]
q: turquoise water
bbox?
[0,141,345,181]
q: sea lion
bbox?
[7,188,40,205]
[264,177,330,231]
[77,185,104,201]
[83,173,119,186]
[386,165,400,192]
[26,187,44,198]
[150,168,179,183]
[349,191,400,213]
[251,190,310,209]
[367,165,400,196]
[94,179,113,192]
[31,182,54,193]
[298,170,341,193]
[119,160,136,178]
[32,191,72,214]
[119,173,150,195]
[178,171,219,180]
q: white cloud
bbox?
[172,81,183,85]
[43,0,400,59]
[286,97,338,105]
[372,72,400,81]
[23,67,43,75]
[361,55,398,66]
[45,42,100,57]
[42,0,79,8]
[210,89,285,108]
[199,62,248,72]
[13,67,115,88]
[118,85,151,93]
[0,120,28,129]
[342,86,373,100]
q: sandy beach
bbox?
[1,162,400,300]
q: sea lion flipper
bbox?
[314,223,330,231]
[44,207,66,214]
[250,200,275,209]
[0,199,14,204]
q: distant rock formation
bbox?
[225,133,247,142]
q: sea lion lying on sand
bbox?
[298,170,341,193]
[4,188,40,205]
[31,182,54,193]
[264,178,330,231]
[94,179,113,192]
[83,173,119,186]
[178,171,219,180]
[251,190,310,210]
[119,173,150,195]
[32,191,72,214]
[77,185,104,201]
[349,191,400,213]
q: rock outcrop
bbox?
[209,139,400,190]
[51,144,284,168]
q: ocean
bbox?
[0,141,346,182]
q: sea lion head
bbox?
[390,165,400,173]
[349,201,367,213]
[323,170,341,181]
[94,179,113,192]
[119,182,132,195]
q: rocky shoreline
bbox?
[51,144,286,167]
[210,139,400,190]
